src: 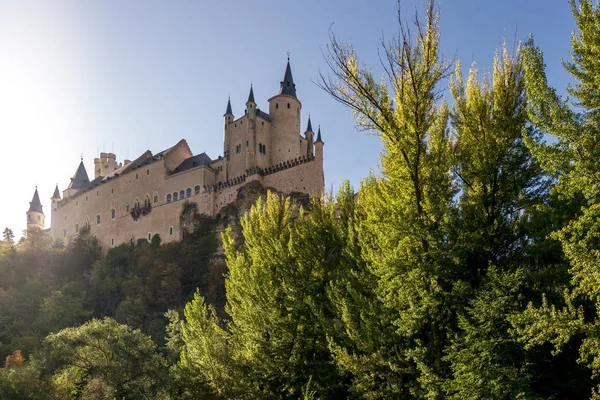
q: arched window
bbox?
[180,190,185,199]
[148,232,151,241]
[186,188,192,197]
[194,185,200,195]
[173,192,178,201]
[96,215,101,225]
[111,238,114,246]
[167,194,172,203]
[169,226,173,235]
[111,209,116,220]
[287,103,290,109]
[153,192,158,203]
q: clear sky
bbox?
[0,0,576,237]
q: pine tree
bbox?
[511,0,600,396]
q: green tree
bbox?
[511,0,600,396]
[41,317,167,399]
[175,192,348,399]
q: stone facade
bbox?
[29,61,325,249]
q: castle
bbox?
[26,61,325,248]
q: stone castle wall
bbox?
[51,156,323,250]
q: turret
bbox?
[223,97,234,180]
[305,115,314,157]
[315,125,324,160]
[94,152,120,178]
[246,85,256,120]
[63,158,90,199]
[26,187,45,230]
[268,59,302,165]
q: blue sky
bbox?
[0,0,576,237]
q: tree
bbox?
[511,0,600,396]
[175,192,348,399]
[320,1,454,397]
[41,317,167,399]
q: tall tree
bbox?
[511,0,600,396]
[320,1,455,397]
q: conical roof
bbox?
[316,126,323,142]
[306,115,313,132]
[225,97,233,115]
[51,184,61,200]
[279,60,297,98]
[28,187,43,213]
[247,85,255,103]
[67,160,90,190]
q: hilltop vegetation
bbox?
[4,0,600,398]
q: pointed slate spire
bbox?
[315,125,323,143]
[28,187,43,213]
[52,184,61,200]
[279,60,297,98]
[247,84,255,103]
[306,115,313,132]
[67,159,90,190]
[225,97,233,115]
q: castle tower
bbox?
[50,184,60,237]
[94,152,120,179]
[63,159,90,199]
[246,85,258,171]
[315,125,325,195]
[223,97,234,180]
[305,116,314,158]
[26,187,45,230]
[268,59,302,166]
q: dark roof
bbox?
[306,116,313,132]
[316,126,323,142]
[257,110,271,121]
[279,61,297,98]
[51,184,61,199]
[28,188,43,213]
[225,97,233,115]
[247,85,255,103]
[172,152,213,174]
[67,160,90,190]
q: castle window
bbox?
[75,224,79,233]
[111,188,114,194]
[287,103,290,109]
[173,192,178,201]
[96,215,101,225]
[38,215,41,221]
[169,226,173,235]
[136,173,138,179]
[180,190,185,199]
[153,193,158,203]
[28,215,31,222]
[147,169,149,175]
[167,194,172,203]
[246,140,249,146]
[111,209,116,220]
[126,204,130,212]
[97,191,99,196]
[276,103,278,109]
[195,185,200,194]
[148,233,151,241]
[111,238,114,246]
[262,121,264,126]
[186,188,192,197]
[63,229,67,238]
